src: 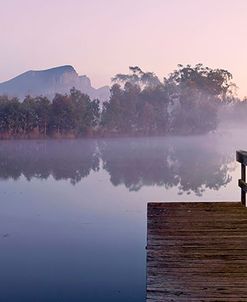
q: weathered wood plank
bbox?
[146,202,247,301]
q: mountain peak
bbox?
[0,65,110,102]
[31,65,77,74]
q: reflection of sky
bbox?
[0,133,244,301]
[0,163,241,301]
[0,174,146,302]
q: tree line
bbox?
[0,88,100,138]
[0,64,236,138]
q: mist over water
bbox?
[0,131,242,195]
[0,131,245,302]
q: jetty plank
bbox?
[147,202,247,301]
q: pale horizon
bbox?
[1,0,247,96]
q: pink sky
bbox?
[1,0,247,96]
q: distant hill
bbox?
[0,65,110,103]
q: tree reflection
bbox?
[0,137,234,195]
[0,140,99,184]
[99,137,233,196]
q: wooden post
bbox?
[236,151,247,206]
[241,163,246,205]
[236,150,247,206]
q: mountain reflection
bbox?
[0,137,234,195]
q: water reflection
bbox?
[0,136,234,196]
[0,135,240,302]
[100,137,233,195]
[0,140,99,184]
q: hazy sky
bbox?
[1,0,247,96]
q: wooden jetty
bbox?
[146,151,247,301]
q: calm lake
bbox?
[0,131,245,302]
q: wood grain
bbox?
[146,202,247,301]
